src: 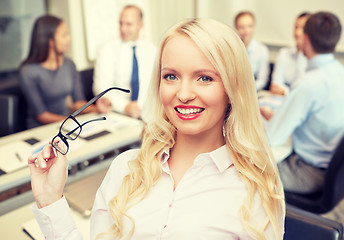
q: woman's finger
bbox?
[35,151,48,169]
[27,155,39,172]
[28,155,37,165]
[42,144,56,160]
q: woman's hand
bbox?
[28,143,68,209]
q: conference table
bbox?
[0,111,291,239]
[0,112,144,209]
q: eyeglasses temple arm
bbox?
[66,117,107,136]
[71,87,130,117]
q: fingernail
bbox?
[41,161,47,168]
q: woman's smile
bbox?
[175,105,205,120]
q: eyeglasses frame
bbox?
[51,87,130,155]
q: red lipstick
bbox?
[174,105,204,120]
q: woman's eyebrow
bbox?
[161,67,177,73]
[161,68,219,76]
[193,69,220,77]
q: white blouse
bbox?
[32,146,284,239]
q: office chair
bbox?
[0,94,18,137]
[285,137,344,214]
[80,68,95,101]
[284,204,344,240]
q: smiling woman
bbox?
[29,18,285,240]
[159,34,229,138]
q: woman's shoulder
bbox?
[19,63,44,81]
[115,148,140,162]
[20,63,40,73]
[62,57,77,68]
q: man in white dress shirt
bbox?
[93,5,156,119]
[235,11,269,91]
[259,13,311,119]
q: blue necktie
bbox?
[131,46,139,101]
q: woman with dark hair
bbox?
[19,15,102,128]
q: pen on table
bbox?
[15,152,23,162]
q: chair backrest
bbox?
[0,74,27,132]
[0,94,18,137]
[80,68,95,101]
[284,204,344,240]
[322,137,344,210]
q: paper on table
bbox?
[76,118,117,138]
[104,112,141,131]
[0,141,32,173]
[0,137,87,174]
[74,112,140,138]
[22,218,44,240]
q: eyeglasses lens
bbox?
[61,118,81,140]
[52,136,68,155]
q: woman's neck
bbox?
[167,130,225,190]
[41,50,63,70]
[170,129,225,165]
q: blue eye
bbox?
[199,76,213,82]
[163,74,177,81]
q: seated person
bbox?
[93,5,156,119]
[234,11,269,91]
[270,12,311,96]
[264,12,344,194]
[19,15,104,129]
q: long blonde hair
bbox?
[98,18,285,240]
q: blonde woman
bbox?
[29,18,285,239]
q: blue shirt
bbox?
[247,39,269,91]
[267,54,344,167]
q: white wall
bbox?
[196,0,344,63]
[197,0,344,50]
[47,0,195,71]
[48,0,92,70]
[47,0,344,70]
[148,0,195,45]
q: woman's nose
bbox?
[176,81,196,103]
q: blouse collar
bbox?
[160,145,233,173]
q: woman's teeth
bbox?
[176,108,204,115]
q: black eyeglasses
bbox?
[52,87,130,155]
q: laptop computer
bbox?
[64,169,107,217]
